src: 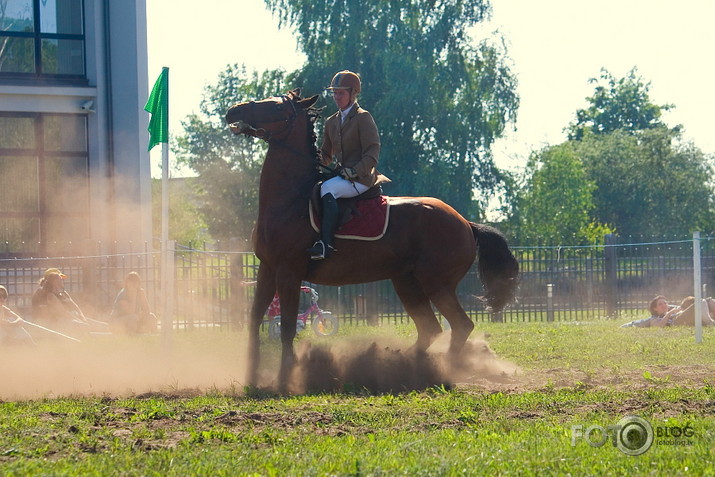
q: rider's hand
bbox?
[340,167,359,181]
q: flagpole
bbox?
[145,66,173,353]
[159,67,172,352]
[161,142,173,351]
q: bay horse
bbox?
[226,89,518,388]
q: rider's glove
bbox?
[340,167,359,181]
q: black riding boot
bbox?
[307,193,338,260]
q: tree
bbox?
[264,0,518,219]
[509,68,714,240]
[576,128,714,236]
[151,178,211,246]
[566,69,714,236]
[567,67,674,140]
[509,143,613,244]
[174,66,292,242]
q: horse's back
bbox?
[306,195,476,285]
[386,196,474,236]
[386,195,476,257]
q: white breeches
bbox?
[320,176,369,198]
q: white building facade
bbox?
[0,0,152,256]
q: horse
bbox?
[226,89,519,388]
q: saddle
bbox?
[309,182,390,240]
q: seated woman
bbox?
[110,272,157,335]
[31,269,107,336]
[0,285,36,346]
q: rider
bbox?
[307,70,390,260]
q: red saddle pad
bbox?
[310,196,390,240]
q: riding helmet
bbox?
[327,70,361,94]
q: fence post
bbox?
[230,249,245,331]
[605,233,618,316]
[693,232,703,344]
[337,286,342,325]
[586,257,594,306]
[365,281,379,326]
[491,308,503,323]
[355,294,366,321]
[546,283,554,322]
[161,240,175,352]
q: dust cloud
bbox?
[292,332,521,394]
[0,332,247,401]
[0,330,520,400]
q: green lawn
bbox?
[1,320,713,476]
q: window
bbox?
[0,0,85,79]
[0,113,89,255]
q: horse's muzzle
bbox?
[228,120,251,135]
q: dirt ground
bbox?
[1,331,712,400]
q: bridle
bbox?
[228,95,335,174]
[228,95,298,141]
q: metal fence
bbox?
[2,234,713,328]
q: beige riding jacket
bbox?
[320,103,391,188]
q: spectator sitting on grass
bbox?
[109,272,157,335]
[31,268,108,335]
[0,285,36,346]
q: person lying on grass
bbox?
[621,295,715,328]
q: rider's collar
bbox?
[340,103,355,123]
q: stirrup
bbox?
[308,240,327,260]
[307,240,335,260]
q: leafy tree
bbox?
[509,143,613,244]
[264,0,518,219]
[509,68,714,241]
[174,66,292,242]
[576,127,714,236]
[151,178,211,246]
[565,68,714,236]
[568,67,674,140]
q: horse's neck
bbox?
[258,127,317,211]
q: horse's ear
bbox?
[286,88,302,99]
[298,94,319,109]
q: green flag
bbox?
[145,67,169,151]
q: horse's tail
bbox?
[470,222,519,312]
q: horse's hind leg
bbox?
[392,274,443,352]
[428,289,474,357]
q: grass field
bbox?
[1,320,714,476]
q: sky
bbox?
[146,0,715,177]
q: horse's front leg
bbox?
[246,264,276,386]
[275,278,303,391]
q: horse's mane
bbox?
[304,105,322,161]
[288,103,325,198]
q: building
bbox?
[0,0,152,257]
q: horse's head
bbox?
[226,88,319,140]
